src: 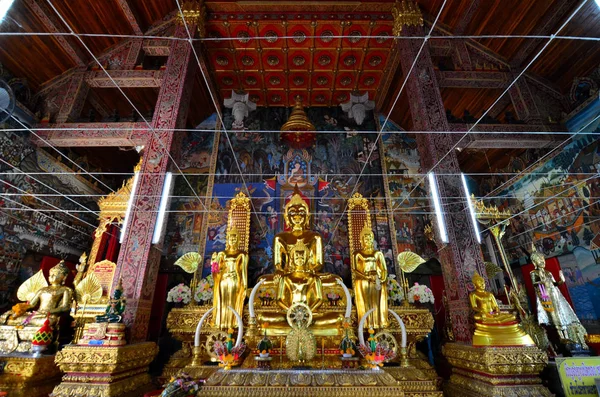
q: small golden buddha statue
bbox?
[352,225,388,329]
[530,246,587,345]
[211,226,248,330]
[470,272,534,346]
[257,188,343,336]
[1,261,74,328]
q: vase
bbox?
[259,352,270,358]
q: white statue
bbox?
[224,90,256,129]
[340,92,375,126]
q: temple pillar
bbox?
[114,24,198,343]
[397,25,487,342]
[397,23,549,397]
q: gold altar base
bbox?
[0,353,62,397]
[443,343,551,397]
[197,366,442,397]
[52,342,158,397]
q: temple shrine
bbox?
[0,1,599,396]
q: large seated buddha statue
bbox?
[257,188,343,336]
[470,271,534,347]
[1,261,73,328]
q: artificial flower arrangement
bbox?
[357,328,396,369]
[257,322,273,358]
[258,288,275,306]
[387,275,404,304]
[194,274,214,303]
[327,292,341,306]
[338,319,356,358]
[213,328,246,370]
[167,283,192,305]
[160,372,203,397]
[408,282,435,304]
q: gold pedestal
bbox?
[0,353,62,397]
[443,343,551,397]
[52,342,158,397]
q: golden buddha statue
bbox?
[530,246,587,344]
[352,225,388,329]
[257,188,343,336]
[211,226,248,330]
[1,261,74,328]
[469,272,534,346]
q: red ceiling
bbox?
[204,16,398,107]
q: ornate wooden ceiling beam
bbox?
[436,70,510,89]
[85,70,164,88]
[23,0,87,67]
[115,0,143,35]
[33,123,150,147]
[448,123,568,149]
[510,0,579,68]
[453,0,483,35]
[142,39,171,56]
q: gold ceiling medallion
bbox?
[293,56,306,66]
[340,76,352,86]
[292,31,306,43]
[376,32,390,44]
[269,76,281,85]
[293,76,305,86]
[316,76,328,86]
[271,94,282,103]
[178,0,207,37]
[315,95,326,103]
[265,31,278,43]
[249,95,260,103]
[348,31,362,44]
[241,56,254,66]
[245,76,257,85]
[216,56,229,66]
[222,77,234,86]
[368,56,382,67]
[320,30,334,43]
[237,31,251,44]
[343,55,356,66]
[318,55,331,66]
[391,0,424,37]
[338,94,348,102]
[364,77,375,86]
[267,56,279,66]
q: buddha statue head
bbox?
[285,189,310,230]
[226,225,240,251]
[360,225,375,251]
[472,271,485,292]
[49,260,70,285]
[530,244,545,269]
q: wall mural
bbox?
[159,107,424,288]
[490,97,600,324]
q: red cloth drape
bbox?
[105,224,120,262]
[429,275,445,334]
[521,256,574,315]
[39,256,76,287]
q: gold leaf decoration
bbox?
[75,273,103,304]
[485,261,503,278]
[17,270,48,302]
[175,252,201,274]
[397,251,426,273]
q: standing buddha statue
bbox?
[530,245,587,345]
[352,225,388,329]
[211,226,248,330]
[1,261,74,328]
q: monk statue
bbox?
[257,188,343,336]
[470,271,534,346]
[211,225,248,330]
[352,225,388,329]
[530,246,587,346]
[1,261,74,328]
